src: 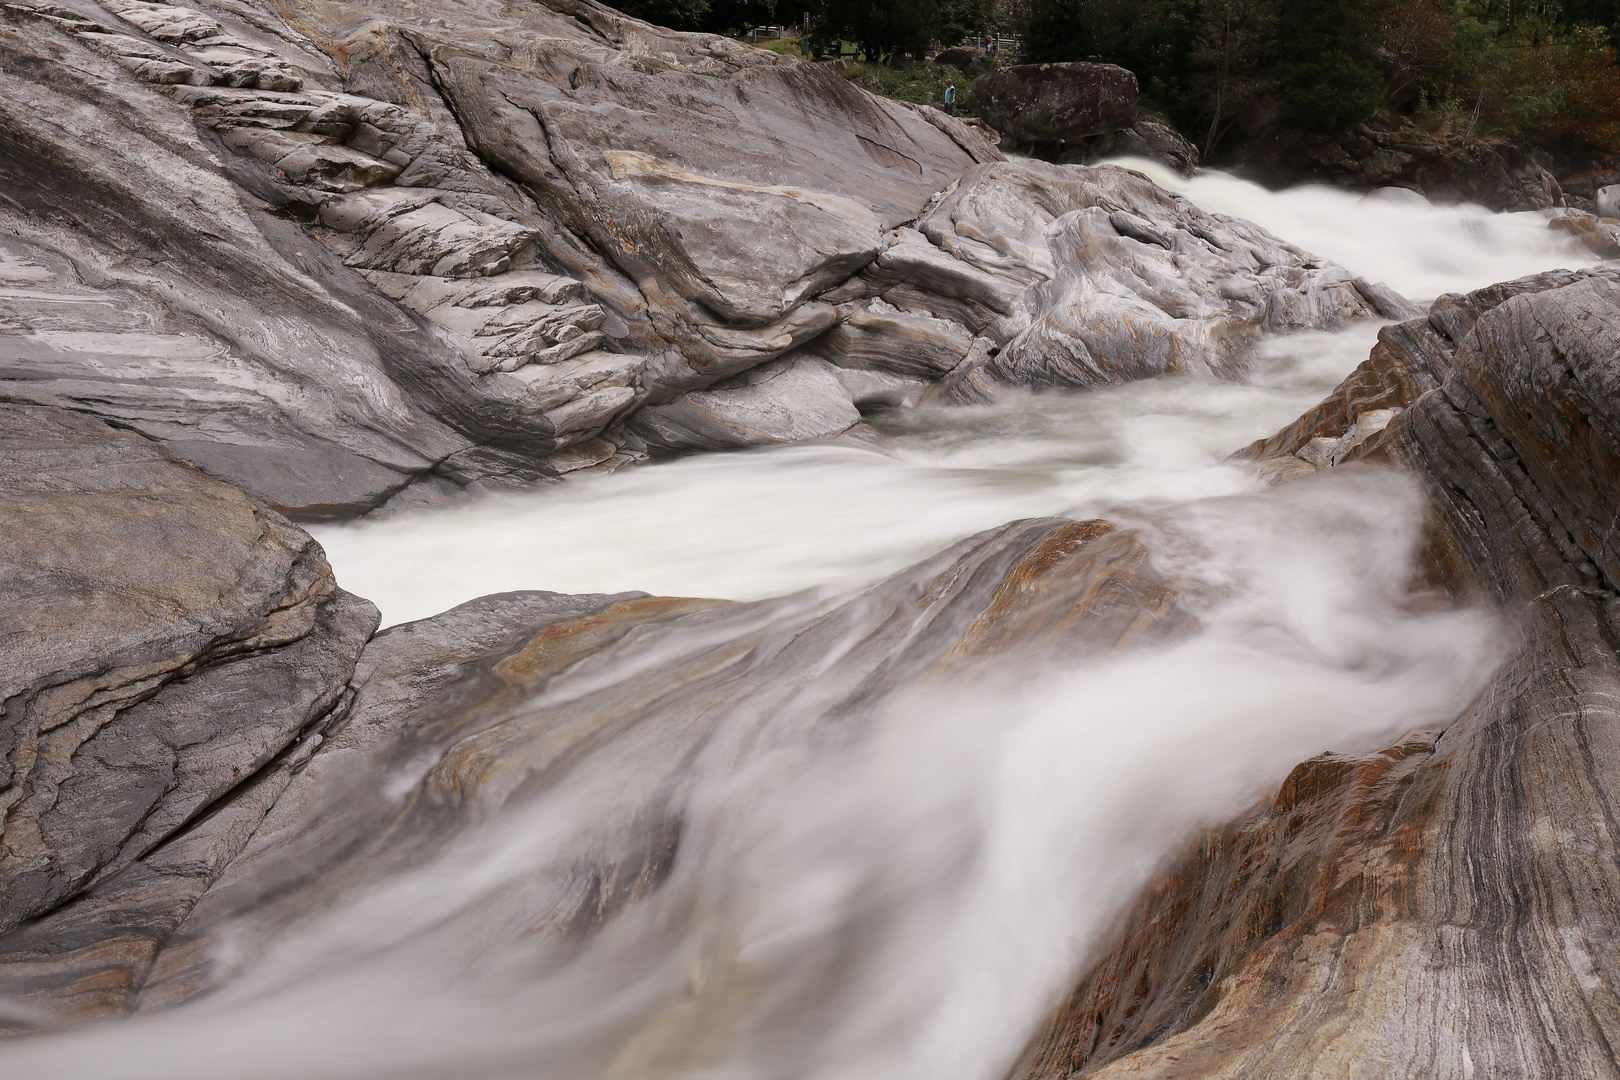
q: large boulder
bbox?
[933,45,993,80]
[0,403,377,939]
[1256,123,1565,212]
[1058,117,1201,175]
[1019,268,1620,1079]
[963,62,1137,145]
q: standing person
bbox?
[943,79,956,116]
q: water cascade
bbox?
[0,163,1595,1078]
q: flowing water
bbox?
[1,169,1602,1079]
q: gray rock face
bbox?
[1017,268,1620,1079]
[0,0,1396,483]
[914,161,1385,393]
[1059,117,1201,175]
[626,356,864,454]
[0,403,376,938]
[963,63,1138,145]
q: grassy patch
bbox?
[741,39,984,117]
[750,38,805,58]
[841,59,975,115]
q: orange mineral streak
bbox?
[945,520,1185,668]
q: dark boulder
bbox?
[933,46,993,80]
[1057,117,1201,175]
[1251,123,1564,212]
[963,63,1137,146]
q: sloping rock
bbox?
[1015,268,1620,1079]
[0,403,376,939]
[0,516,1184,1030]
[1,0,1401,488]
[963,63,1137,146]
[916,161,1384,393]
[1058,118,1201,176]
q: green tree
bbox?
[815,0,941,62]
[1271,0,1382,129]
[1190,0,1276,154]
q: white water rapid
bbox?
[0,170,1599,1080]
[313,166,1598,627]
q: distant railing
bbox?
[962,34,1021,56]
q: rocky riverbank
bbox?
[2,0,1619,1074]
[1,0,1391,517]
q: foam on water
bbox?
[4,162,1601,1080]
[1116,156,1601,302]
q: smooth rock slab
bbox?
[0,404,376,936]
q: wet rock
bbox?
[0,513,1185,1027]
[963,63,1138,146]
[1261,125,1565,212]
[1019,267,1620,1079]
[0,404,375,938]
[1057,118,1200,175]
[1597,183,1620,218]
[917,161,1383,392]
[1549,208,1620,259]
[626,355,863,453]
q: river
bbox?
[0,168,1599,1080]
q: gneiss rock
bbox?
[963,62,1138,147]
[0,404,376,941]
[1,0,1403,482]
[1058,117,1201,176]
[0,511,1183,1028]
[914,161,1389,394]
[1018,268,1620,1079]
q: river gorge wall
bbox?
[1,0,1619,1076]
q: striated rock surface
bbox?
[0,0,1399,485]
[1014,267,1620,1078]
[0,403,376,941]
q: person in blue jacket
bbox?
[943,79,956,116]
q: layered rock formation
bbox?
[0,403,376,942]
[1014,268,1620,1077]
[1249,122,1565,212]
[963,62,1139,147]
[1,0,1390,498]
[4,268,1618,1079]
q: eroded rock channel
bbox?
[1,0,1619,1076]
